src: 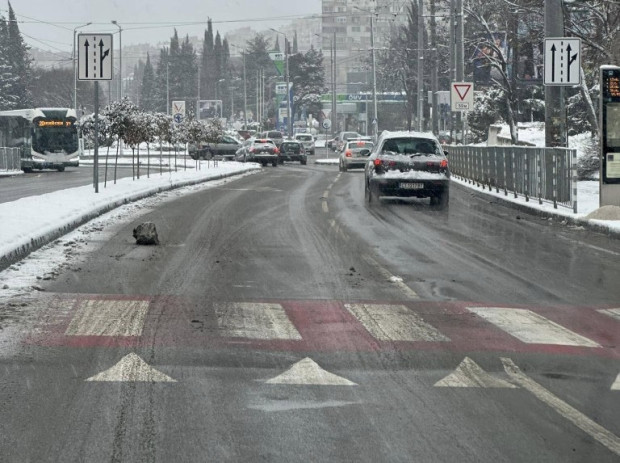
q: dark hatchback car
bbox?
[364,131,450,208]
[279,140,307,165]
[234,138,279,167]
[188,134,241,161]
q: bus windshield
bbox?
[32,120,78,154]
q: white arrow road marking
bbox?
[468,307,600,347]
[65,299,149,337]
[612,373,620,391]
[598,308,620,323]
[215,302,302,340]
[501,358,620,457]
[265,358,357,386]
[85,353,176,382]
[434,357,517,388]
[346,303,449,342]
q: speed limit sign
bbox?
[322,119,331,130]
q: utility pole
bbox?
[332,32,337,137]
[430,0,439,135]
[417,0,425,131]
[370,15,378,139]
[545,0,566,147]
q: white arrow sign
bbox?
[77,34,113,81]
[544,38,581,86]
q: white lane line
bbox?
[598,308,620,323]
[467,307,600,347]
[265,358,357,385]
[215,302,302,340]
[502,358,620,457]
[435,357,517,388]
[345,303,448,342]
[86,353,176,382]
[322,201,329,213]
[362,255,419,299]
[65,299,149,337]
[323,190,330,198]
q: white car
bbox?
[294,133,315,155]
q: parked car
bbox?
[339,139,374,171]
[294,133,315,155]
[234,138,280,167]
[188,134,241,161]
[279,139,307,165]
[257,130,284,148]
[364,131,450,208]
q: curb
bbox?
[0,168,259,272]
[452,179,620,240]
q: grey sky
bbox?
[9,0,322,55]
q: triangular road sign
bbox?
[454,84,471,101]
[434,357,517,388]
[265,357,357,386]
[612,373,620,391]
[85,353,176,382]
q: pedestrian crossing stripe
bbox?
[467,307,600,348]
[345,303,449,342]
[598,309,620,323]
[215,302,302,340]
[65,299,149,337]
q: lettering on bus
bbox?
[36,120,73,128]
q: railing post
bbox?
[553,150,558,209]
[524,150,529,202]
[512,150,517,198]
[571,149,578,213]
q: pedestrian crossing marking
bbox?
[434,357,517,388]
[215,302,302,340]
[467,307,600,347]
[265,357,357,385]
[85,353,176,382]
[598,308,620,323]
[345,303,449,342]
[65,299,149,337]
[612,373,620,391]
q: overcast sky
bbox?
[10,0,322,56]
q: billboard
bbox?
[197,100,223,120]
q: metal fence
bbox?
[448,145,578,212]
[0,147,21,172]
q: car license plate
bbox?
[400,182,424,189]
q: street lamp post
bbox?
[231,44,248,129]
[111,21,122,101]
[73,22,91,115]
[166,62,170,115]
[354,7,378,139]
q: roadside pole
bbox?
[94,82,99,193]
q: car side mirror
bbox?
[443,150,449,156]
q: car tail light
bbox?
[345,149,352,157]
[374,159,382,166]
[440,159,448,168]
[249,147,255,153]
[274,147,280,154]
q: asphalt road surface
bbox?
[1,163,619,462]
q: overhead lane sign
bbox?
[77,34,113,81]
[451,82,474,111]
[544,38,581,86]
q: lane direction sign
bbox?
[544,38,581,86]
[450,82,474,111]
[77,33,113,81]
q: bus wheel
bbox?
[57,166,65,172]
[22,167,33,173]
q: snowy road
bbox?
[0,162,619,462]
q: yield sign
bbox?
[450,82,474,112]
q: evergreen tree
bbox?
[141,53,157,112]
[0,15,18,109]
[153,47,170,113]
[293,32,298,54]
[200,20,215,99]
[6,2,31,107]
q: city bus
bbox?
[0,107,81,172]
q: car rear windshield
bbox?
[380,137,441,155]
[343,132,359,140]
[296,135,312,141]
[268,131,283,138]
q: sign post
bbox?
[78,33,113,193]
[600,65,620,207]
[451,82,473,144]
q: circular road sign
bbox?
[173,113,184,124]
[322,119,332,130]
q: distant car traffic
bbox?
[188,134,242,161]
[234,138,280,167]
[364,131,450,208]
[279,139,307,165]
[335,131,363,152]
[257,130,284,148]
[293,133,315,155]
[338,139,374,171]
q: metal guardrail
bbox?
[0,147,21,172]
[448,146,578,212]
